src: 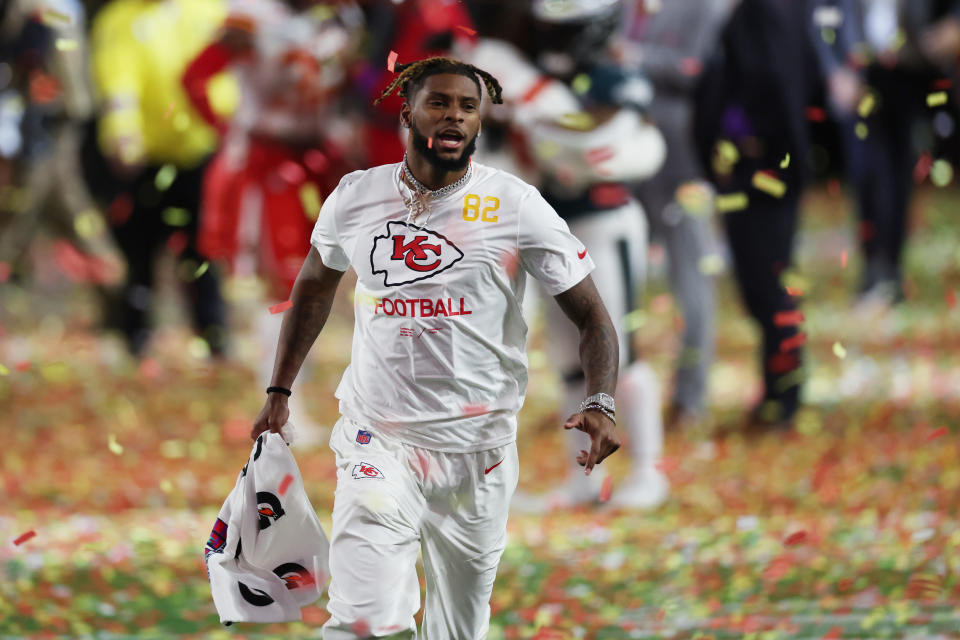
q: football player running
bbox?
[250,57,621,639]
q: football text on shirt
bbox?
[374,297,473,318]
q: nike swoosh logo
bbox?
[577,249,587,260]
[484,459,504,474]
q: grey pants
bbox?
[635,180,717,415]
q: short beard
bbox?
[409,120,478,172]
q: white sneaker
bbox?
[606,468,669,510]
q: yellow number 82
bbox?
[462,194,500,222]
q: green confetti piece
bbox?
[855,122,869,139]
[162,207,191,227]
[715,192,749,213]
[571,73,592,95]
[931,159,953,187]
[55,39,78,51]
[193,261,209,279]
[154,164,178,192]
[927,91,948,107]
[0,363,8,375]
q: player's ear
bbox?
[400,101,412,129]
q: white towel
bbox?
[204,424,330,625]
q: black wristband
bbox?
[266,386,292,397]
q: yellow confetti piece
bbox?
[571,73,592,95]
[557,111,595,130]
[41,9,72,26]
[717,139,739,164]
[107,434,123,455]
[697,254,724,275]
[857,93,875,118]
[623,309,647,332]
[74,209,105,238]
[54,39,78,52]
[299,183,322,221]
[0,363,8,376]
[931,159,954,187]
[751,172,786,198]
[779,153,790,169]
[159,479,174,493]
[714,192,749,213]
[193,261,209,279]
[855,122,869,139]
[832,342,847,359]
[927,91,948,107]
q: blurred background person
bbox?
[89,0,236,359]
[182,0,363,443]
[464,0,671,510]
[0,0,124,292]
[694,0,815,431]
[617,0,734,432]
[809,0,960,310]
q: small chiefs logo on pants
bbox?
[352,462,385,479]
[370,221,464,286]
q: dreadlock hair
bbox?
[374,57,503,107]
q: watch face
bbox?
[587,393,615,412]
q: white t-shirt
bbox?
[310,161,595,453]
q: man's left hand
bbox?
[563,410,621,475]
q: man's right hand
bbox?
[251,394,290,440]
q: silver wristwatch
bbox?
[580,392,615,415]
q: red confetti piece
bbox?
[914,152,933,184]
[387,50,398,73]
[947,289,957,309]
[269,300,293,314]
[0,261,9,282]
[599,475,613,502]
[821,627,843,640]
[428,137,433,149]
[784,530,807,546]
[585,146,616,165]
[275,161,306,185]
[456,25,477,36]
[926,426,948,441]
[680,57,703,76]
[14,361,30,372]
[784,285,803,297]
[303,149,329,174]
[805,106,827,122]
[773,310,804,327]
[841,250,847,268]
[109,193,134,226]
[932,78,953,90]
[779,332,807,352]
[13,530,36,546]
[166,231,189,256]
[278,474,294,496]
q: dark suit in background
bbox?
[694,0,815,425]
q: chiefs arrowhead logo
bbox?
[370,221,464,287]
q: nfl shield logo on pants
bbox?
[356,430,372,445]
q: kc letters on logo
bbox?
[352,462,384,479]
[370,221,464,286]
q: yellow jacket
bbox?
[90,0,237,168]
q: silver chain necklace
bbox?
[399,153,473,224]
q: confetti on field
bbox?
[779,153,790,168]
[12,530,36,546]
[387,50,398,73]
[714,192,748,213]
[269,300,293,314]
[926,426,947,441]
[455,25,477,36]
[832,342,847,359]
[278,474,294,496]
[107,434,123,455]
[857,93,875,118]
[927,91,948,107]
[193,261,209,280]
[783,530,807,546]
